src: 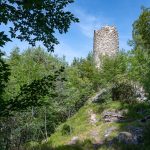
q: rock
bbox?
[104,127,117,137]
[127,126,143,144]
[90,130,101,143]
[88,109,98,124]
[117,127,143,144]
[134,83,147,102]
[140,115,150,123]
[91,87,112,103]
[102,109,126,122]
[68,136,79,145]
[90,113,98,124]
[112,82,147,102]
[90,130,99,137]
[118,132,133,144]
[90,82,147,104]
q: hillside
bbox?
[26,96,150,150]
[0,1,150,150]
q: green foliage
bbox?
[0,1,80,148]
[0,51,10,97]
[35,100,150,150]
[1,71,61,115]
[112,82,136,103]
[97,48,149,103]
[61,124,72,135]
[0,47,99,149]
[0,48,66,116]
[73,52,101,90]
[0,0,79,51]
[97,51,138,102]
[131,7,150,99]
[1,6,150,150]
[99,51,130,86]
[0,1,79,149]
[0,47,67,149]
[132,7,150,51]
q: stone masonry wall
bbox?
[93,26,119,68]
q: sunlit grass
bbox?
[27,100,150,150]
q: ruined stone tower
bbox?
[93,26,119,68]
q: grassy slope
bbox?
[27,100,150,150]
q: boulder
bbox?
[102,109,126,122]
[68,136,79,145]
[90,113,98,124]
[88,109,99,124]
[127,126,143,144]
[104,127,117,137]
[117,127,143,144]
[118,132,133,144]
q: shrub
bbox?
[61,124,72,135]
[112,82,136,103]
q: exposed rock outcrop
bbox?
[102,109,127,122]
[68,136,79,145]
[104,127,117,137]
[90,82,147,104]
[117,126,143,144]
[88,109,98,124]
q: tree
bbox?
[99,51,129,87]
[132,7,150,99]
[0,52,10,96]
[0,47,67,149]
[132,7,150,51]
[0,0,79,51]
[0,47,97,149]
[72,52,101,91]
[0,52,10,116]
[0,0,79,115]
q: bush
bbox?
[112,82,136,103]
[61,124,72,135]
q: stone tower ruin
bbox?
[93,26,119,68]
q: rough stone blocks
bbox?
[93,26,119,68]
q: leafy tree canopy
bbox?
[132,7,150,51]
[0,51,10,98]
[0,0,79,51]
[0,0,79,116]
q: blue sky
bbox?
[1,0,150,63]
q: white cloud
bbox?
[74,9,110,38]
[53,8,115,63]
